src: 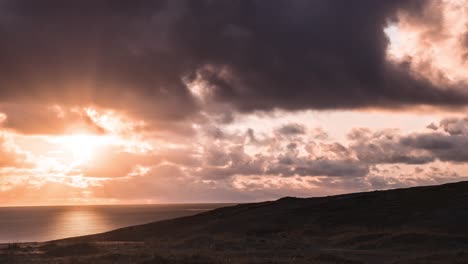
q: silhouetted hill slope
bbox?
[74,181,468,242]
[6,181,468,264]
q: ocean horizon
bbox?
[0,203,232,243]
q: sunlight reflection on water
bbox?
[0,204,229,243]
[48,207,110,239]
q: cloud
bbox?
[347,116,468,165]
[0,134,30,168]
[88,163,256,203]
[438,117,468,135]
[77,145,200,178]
[276,123,306,136]
[400,133,468,162]
[268,159,369,178]
[0,0,465,122]
[77,148,154,178]
[192,126,369,180]
[185,0,468,111]
[75,114,468,195]
[0,0,197,121]
[194,116,468,182]
[0,104,105,135]
[1,1,468,204]
[2,112,468,204]
[0,182,92,205]
[385,0,468,86]
[348,128,435,164]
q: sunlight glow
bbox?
[57,134,112,165]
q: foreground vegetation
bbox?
[2,181,468,263]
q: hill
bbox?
[3,181,468,263]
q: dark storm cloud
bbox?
[0,0,195,120]
[0,0,466,120]
[182,0,468,111]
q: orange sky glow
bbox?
[0,0,467,206]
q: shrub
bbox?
[6,243,20,251]
[45,242,100,257]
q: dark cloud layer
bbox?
[0,0,195,120]
[0,0,467,121]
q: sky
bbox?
[0,0,467,206]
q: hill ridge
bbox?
[64,180,468,243]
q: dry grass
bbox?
[44,242,101,257]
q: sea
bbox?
[0,203,231,243]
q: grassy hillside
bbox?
[3,181,468,263]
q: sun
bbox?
[59,134,105,164]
